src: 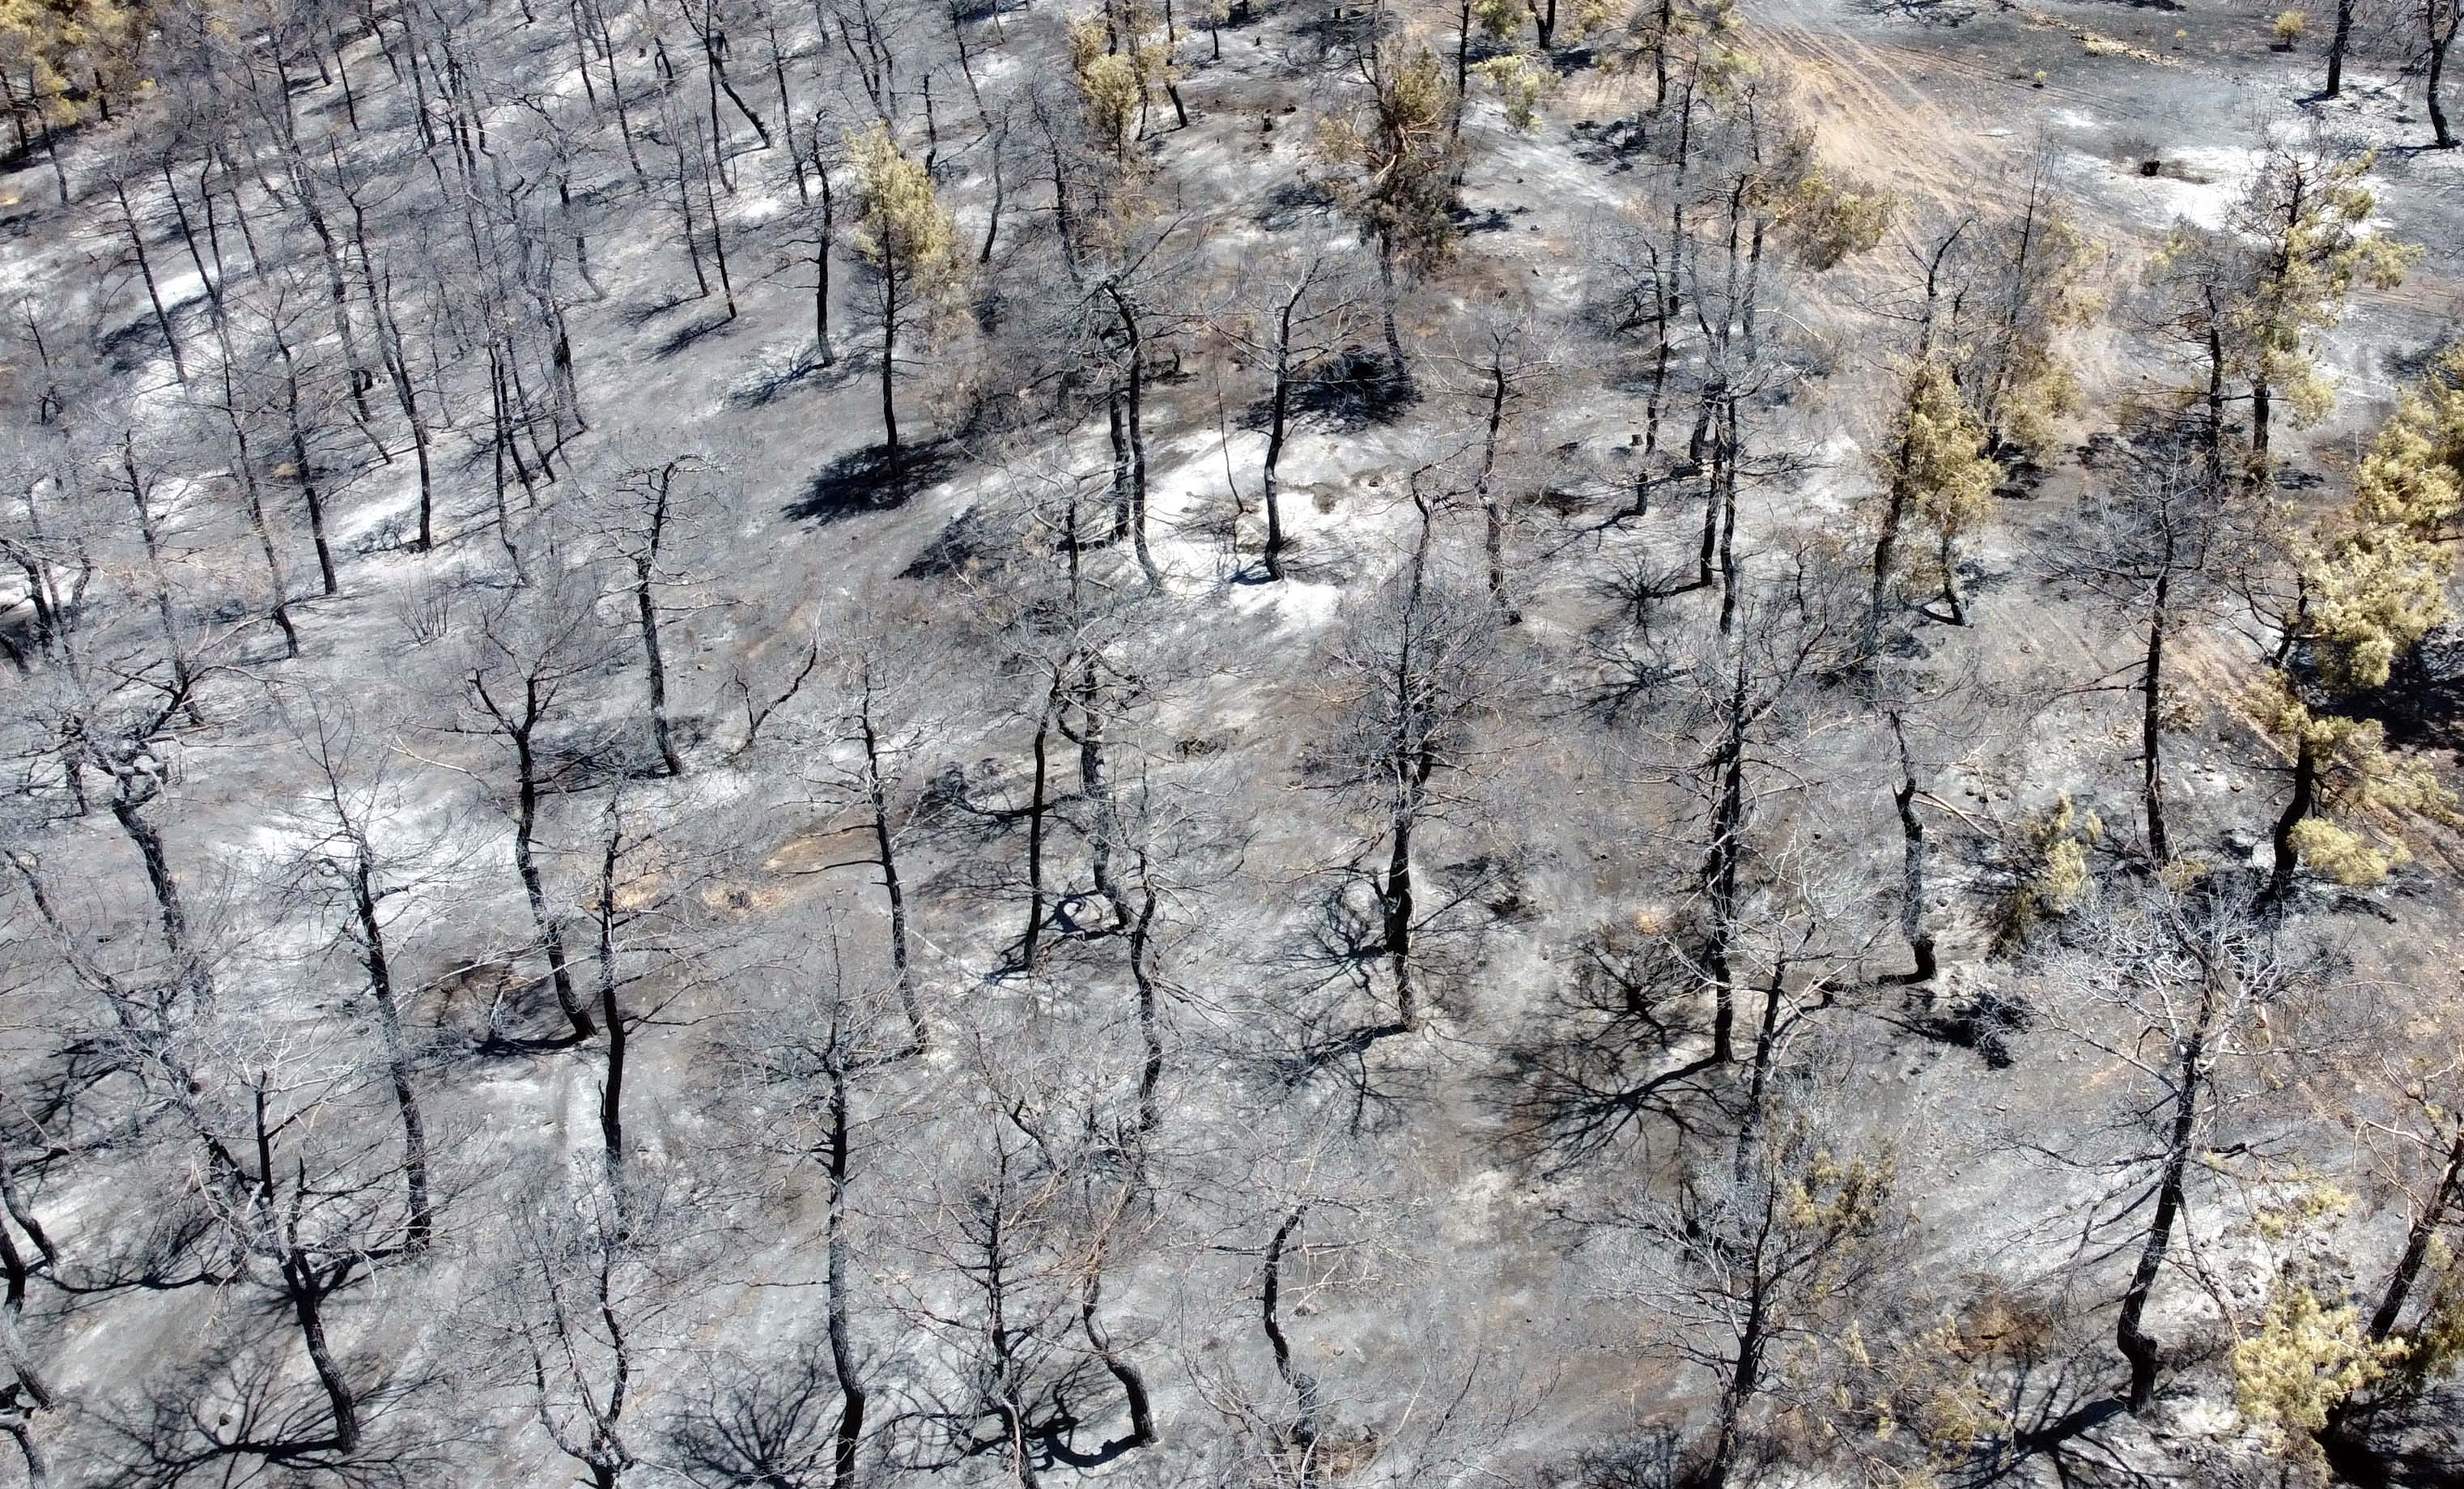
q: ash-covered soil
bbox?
[1,0,2461,1484]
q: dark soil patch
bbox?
[1574,113,1661,168]
[1294,3,1377,57]
[1850,0,1981,24]
[2385,331,2463,382]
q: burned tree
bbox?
[453,555,622,1043]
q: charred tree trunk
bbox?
[1646,83,1694,455]
[1890,715,1937,986]
[113,180,187,381]
[1474,355,1515,620]
[1075,669,1128,925]
[122,438,196,708]
[232,426,301,655]
[278,1232,360,1451]
[346,847,433,1248]
[163,160,224,324]
[1101,282,1162,587]
[2427,0,2458,149]
[2368,1117,2464,1342]
[979,123,1005,264]
[1262,1208,1322,1478]
[1022,681,1056,972]
[2268,731,2318,903]
[633,547,682,778]
[1381,773,1422,1028]
[1376,230,1405,377]
[627,471,683,778]
[0,1147,55,1271]
[0,1226,53,1410]
[1260,274,1307,581]
[1865,230,1965,660]
[0,1416,44,1489]
[2118,1015,2211,1412]
[1705,1278,1769,1489]
[273,329,340,597]
[1107,378,1133,541]
[1128,856,1164,1137]
[1715,394,1742,632]
[592,810,634,1191]
[110,792,210,1005]
[822,1049,866,1489]
[2143,559,2174,863]
[877,250,903,462]
[257,1083,361,1452]
[510,722,595,1040]
[1701,649,1751,1064]
[853,675,928,1053]
[2326,0,2353,95]
[811,147,837,364]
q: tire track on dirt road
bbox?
[1745,19,2024,213]
[1742,0,2171,226]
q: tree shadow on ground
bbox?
[537,727,671,794]
[899,502,1008,579]
[1886,986,2032,1069]
[1225,542,1359,585]
[652,310,738,360]
[2350,634,2464,752]
[1491,926,1734,1179]
[99,314,176,374]
[1450,203,1514,236]
[1278,347,1420,432]
[423,958,591,1057]
[784,440,960,524]
[99,1334,444,1489]
[617,291,698,330]
[1256,177,1336,231]
[1570,1427,1686,1489]
[2318,1380,2464,1489]
[730,351,840,410]
[1247,874,1417,1089]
